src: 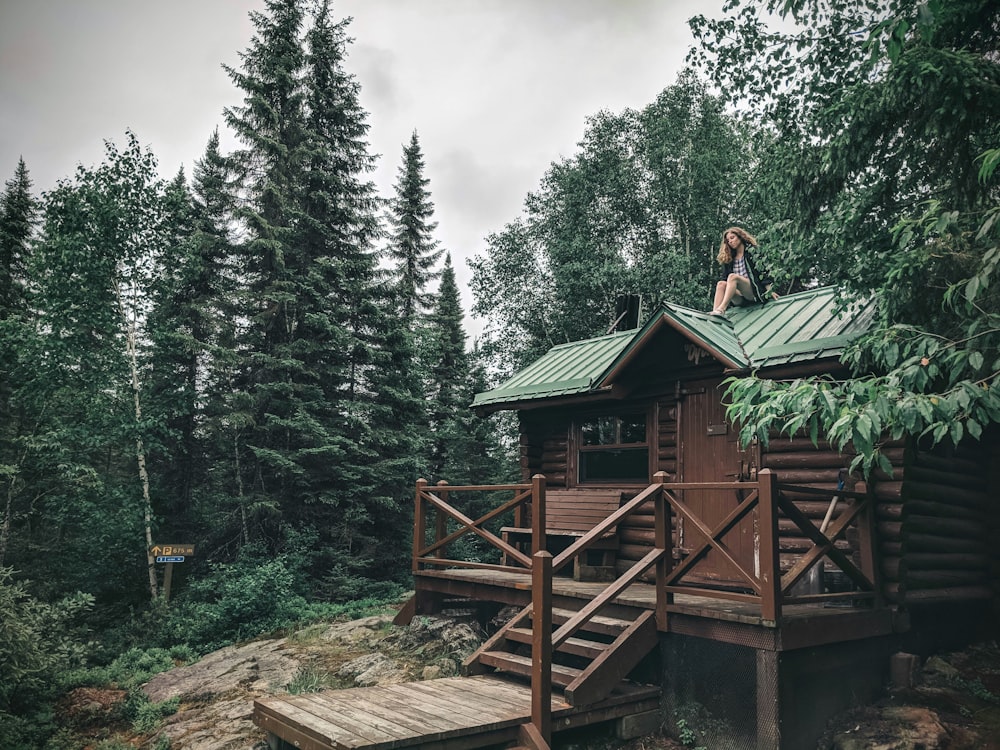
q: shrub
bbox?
[0,567,94,711]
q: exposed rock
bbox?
[923,656,962,681]
[337,651,404,686]
[319,613,394,646]
[142,637,300,703]
[379,614,486,660]
[159,697,265,750]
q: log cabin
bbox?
[255,286,999,750]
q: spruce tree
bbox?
[387,131,443,324]
[225,0,410,594]
[0,159,34,320]
[224,0,312,543]
[426,254,470,480]
[0,159,37,565]
[145,134,241,550]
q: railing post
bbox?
[531,549,553,746]
[435,480,449,561]
[532,474,547,555]
[653,471,670,631]
[856,480,883,608]
[757,469,781,623]
[413,478,428,572]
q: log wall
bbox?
[760,435,899,577]
[883,440,995,606]
[519,413,570,488]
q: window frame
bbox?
[575,410,651,485]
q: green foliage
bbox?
[674,717,707,750]
[128,693,180,734]
[0,567,94,711]
[61,646,196,692]
[149,549,315,651]
[695,0,1000,466]
[136,542,404,652]
[286,665,335,694]
[471,71,760,378]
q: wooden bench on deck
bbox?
[501,488,622,581]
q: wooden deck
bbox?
[412,567,895,651]
[255,675,659,750]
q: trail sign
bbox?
[149,544,195,603]
[150,544,195,557]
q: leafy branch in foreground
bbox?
[726,195,1000,478]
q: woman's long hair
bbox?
[717,226,757,265]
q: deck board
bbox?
[295,693,420,740]
[255,675,658,750]
[309,690,469,734]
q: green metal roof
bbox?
[728,286,877,368]
[473,286,875,410]
[471,329,636,408]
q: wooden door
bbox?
[677,377,757,587]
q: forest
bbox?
[1,0,998,747]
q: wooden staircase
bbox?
[463,599,658,706]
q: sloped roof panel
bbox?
[727,286,876,369]
[471,330,635,407]
[657,304,748,368]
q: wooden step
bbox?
[478,651,581,686]
[548,607,633,637]
[506,627,608,659]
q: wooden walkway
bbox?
[255,675,659,750]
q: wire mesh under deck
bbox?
[254,674,660,750]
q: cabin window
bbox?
[578,413,648,483]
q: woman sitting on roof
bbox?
[710,226,777,316]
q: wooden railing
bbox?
[412,468,881,620]
[410,468,881,744]
[411,477,540,573]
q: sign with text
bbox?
[150,544,195,557]
[156,556,185,564]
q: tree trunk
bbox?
[117,279,157,600]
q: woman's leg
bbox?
[733,275,754,302]
[713,281,727,311]
[716,274,753,312]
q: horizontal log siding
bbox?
[760,435,890,579]
[519,413,571,488]
[888,440,996,605]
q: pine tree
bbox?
[299,0,421,594]
[225,0,413,595]
[224,0,312,542]
[387,131,443,324]
[0,158,37,565]
[426,255,470,480]
[145,133,242,551]
[0,159,34,320]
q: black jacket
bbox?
[719,247,774,304]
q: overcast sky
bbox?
[0,0,721,339]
